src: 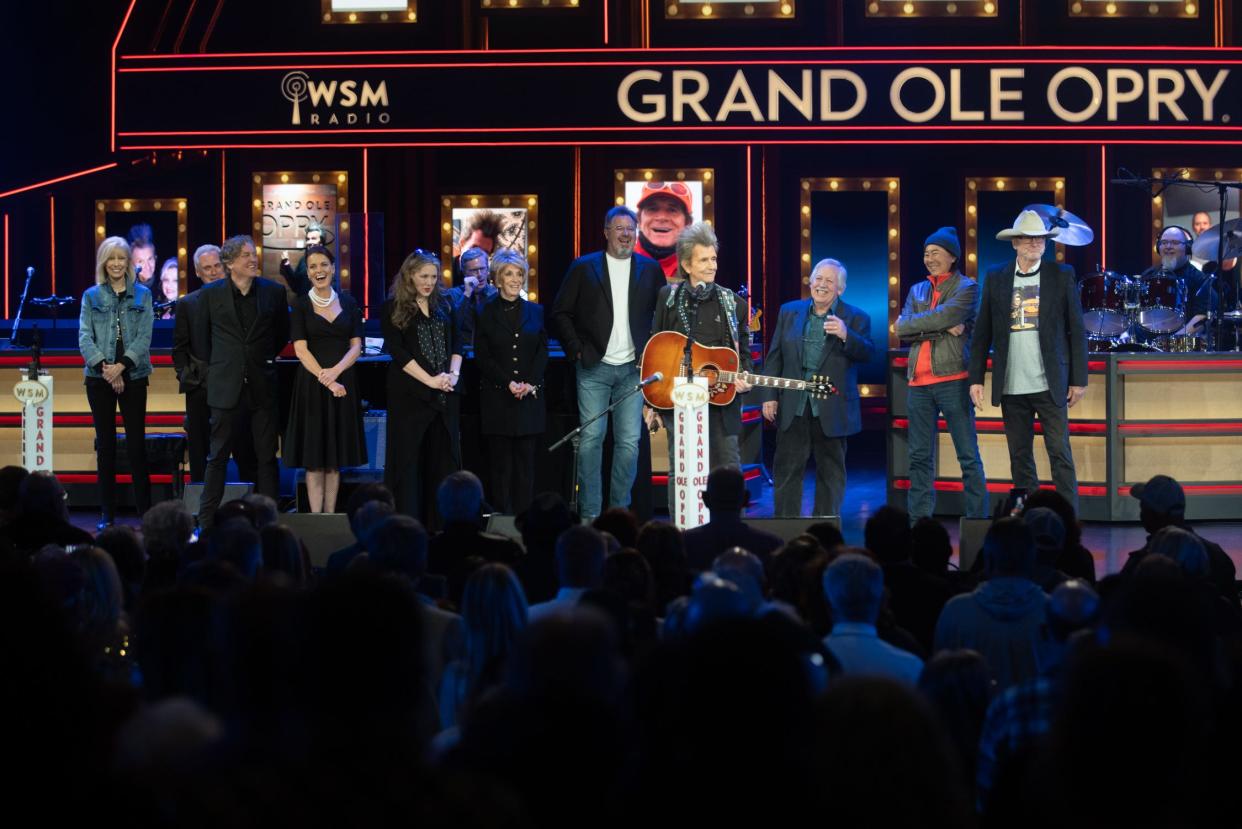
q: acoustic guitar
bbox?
[640,330,838,410]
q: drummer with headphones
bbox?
[1142,225,1231,339]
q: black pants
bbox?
[86,379,151,519]
[772,411,847,517]
[1000,390,1078,512]
[487,434,537,515]
[387,405,460,528]
[200,384,281,527]
[184,387,257,484]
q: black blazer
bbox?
[549,250,664,368]
[199,277,291,409]
[474,297,549,436]
[762,297,874,438]
[968,261,1088,407]
[171,288,211,393]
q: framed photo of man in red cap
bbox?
[614,168,715,282]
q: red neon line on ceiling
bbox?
[119,44,1242,60]
[111,0,139,153]
[119,140,1242,151]
[0,163,119,201]
[118,124,1242,138]
[116,57,1242,72]
[48,197,56,295]
[603,0,608,45]
[362,147,369,319]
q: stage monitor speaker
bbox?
[181,482,253,517]
[958,517,994,573]
[276,513,355,569]
[746,516,841,543]
[485,514,524,546]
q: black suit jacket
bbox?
[683,515,783,572]
[762,297,874,438]
[172,288,212,393]
[474,297,549,436]
[968,261,1088,407]
[549,251,664,368]
[200,277,291,409]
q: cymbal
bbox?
[1023,204,1094,246]
[1192,218,1242,262]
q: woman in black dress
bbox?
[474,249,547,514]
[381,249,463,522]
[283,246,366,513]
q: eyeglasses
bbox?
[412,248,442,263]
[606,224,636,234]
[643,181,691,196]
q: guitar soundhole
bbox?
[697,364,728,396]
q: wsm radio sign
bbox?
[281,71,391,126]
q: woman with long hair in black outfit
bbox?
[79,236,154,529]
[381,249,463,523]
[473,249,547,515]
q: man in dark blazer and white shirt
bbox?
[762,258,875,517]
[549,206,664,521]
[197,235,290,527]
[968,210,1089,510]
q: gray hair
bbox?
[822,553,883,624]
[1149,526,1209,579]
[192,244,221,269]
[812,258,848,289]
[219,235,255,275]
[490,248,529,280]
[675,221,719,268]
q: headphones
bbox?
[1155,225,1194,255]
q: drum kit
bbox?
[1042,205,1242,354]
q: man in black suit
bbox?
[549,206,664,521]
[173,244,256,483]
[969,210,1088,510]
[683,467,782,572]
[197,235,290,527]
[762,258,875,517]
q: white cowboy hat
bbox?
[996,209,1061,240]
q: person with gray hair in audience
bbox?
[821,553,924,685]
[528,525,606,621]
[428,471,522,605]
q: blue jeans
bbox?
[575,360,643,519]
[907,378,988,520]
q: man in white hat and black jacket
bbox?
[968,209,1089,510]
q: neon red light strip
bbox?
[1119,422,1242,434]
[1118,484,1242,495]
[119,140,1242,151]
[893,356,1107,371]
[892,417,1106,435]
[120,45,1242,59]
[111,0,139,153]
[893,478,1108,496]
[746,145,753,306]
[0,354,175,367]
[1119,360,1242,370]
[362,147,369,320]
[48,196,55,294]
[0,414,186,427]
[3,214,8,318]
[173,0,201,54]
[1099,145,1107,269]
[60,474,188,484]
[0,163,119,201]
[220,150,226,241]
[603,0,609,44]
[573,146,581,259]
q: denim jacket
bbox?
[78,281,154,380]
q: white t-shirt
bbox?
[602,253,635,365]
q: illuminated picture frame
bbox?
[94,198,190,299]
[251,171,351,291]
[665,1,795,19]
[964,176,1067,279]
[439,195,541,301]
[481,0,582,7]
[866,0,998,16]
[322,0,417,23]
[1069,0,1198,19]
[1150,167,1242,267]
[613,167,715,281]
[800,177,901,396]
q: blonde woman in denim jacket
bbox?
[79,236,154,529]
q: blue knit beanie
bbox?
[924,227,961,260]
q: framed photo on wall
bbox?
[251,171,351,291]
[95,198,189,305]
[322,0,417,24]
[800,176,901,393]
[440,195,540,301]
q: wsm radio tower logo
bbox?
[280,70,391,126]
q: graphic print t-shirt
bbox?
[1004,270,1049,396]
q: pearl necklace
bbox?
[309,287,336,308]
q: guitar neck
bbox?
[718,371,811,392]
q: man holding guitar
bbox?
[762,258,874,517]
[650,222,753,516]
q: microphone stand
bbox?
[548,375,653,518]
[4,267,37,349]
